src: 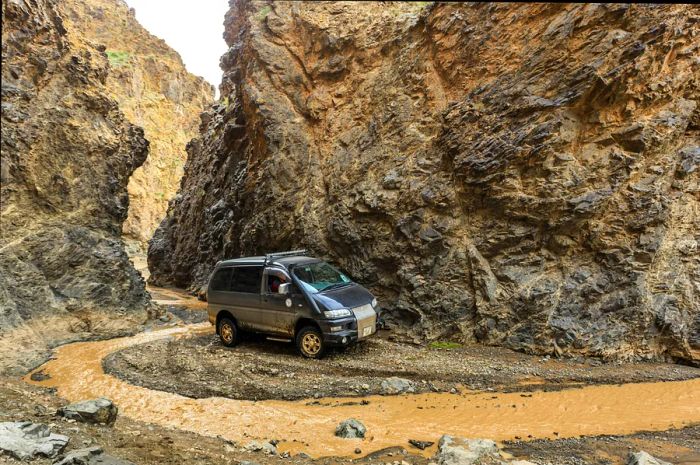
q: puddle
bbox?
[148,286,208,310]
[26,322,700,458]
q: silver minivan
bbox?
[206,250,379,358]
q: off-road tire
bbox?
[296,326,326,359]
[218,317,238,347]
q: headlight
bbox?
[371,298,377,308]
[324,309,351,319]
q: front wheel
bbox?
[296,326,326,359]
[218,317,238,347]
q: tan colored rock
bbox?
[59,0,214,248]
[0,0,153,374]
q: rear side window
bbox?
[231,266,263,294]
[210,268,233,291]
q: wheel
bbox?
[296,326,326,359]
[218,317,238,347]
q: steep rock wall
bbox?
[149,1,699,362]
[59,0,214,248]
[0,0,152,374]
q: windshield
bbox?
[292,261,352,293]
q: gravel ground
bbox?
[103,329,700,401]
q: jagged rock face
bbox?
[150,1,700,362]
[0,0,152,374]
[59,0,214,248]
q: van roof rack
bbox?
[264,249,308,265]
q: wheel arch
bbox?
[216,310,237,334]
[294,317,320,336]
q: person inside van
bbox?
[268,274,287,293]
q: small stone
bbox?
[335,419,366,439]
[58,398,118,425]
[408,439,434,450]
[53,446,136,465]
[435,435,498,465]
[380,377,415,395]
[628,451,672,465]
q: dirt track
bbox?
[104,329,700,401]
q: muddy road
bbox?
[5,287,700,464]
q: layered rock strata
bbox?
[149,2,699,362]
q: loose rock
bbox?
[436,435,498,465]
[628,451,672,465]
[0,421,69,460]
[53,446,136,465]
[409,439,435,450]
[380,377,416,395]
[58,398,118,425]
[335,419,366,439]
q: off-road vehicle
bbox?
[206,250,379,358]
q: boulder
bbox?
[335,419,366,439]
[58,398,118,425]
[628,451,672,465]
[0,421,69,460]
[380,377,416,395]
[53,446,136,465]
[436,435,498,465]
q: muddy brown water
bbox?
[25,299,700,458]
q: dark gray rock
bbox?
[53,447,136,465]
[0,421,69,460]
[58,398,118,425]
[335,419,366,439]
[148,3,700,364]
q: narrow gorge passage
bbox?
[25,292,700,459]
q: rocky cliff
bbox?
[58,0,214,249]
[0,0,153,374]
[149,2,700,362]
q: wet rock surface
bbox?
[103,333,699,401]
[0,422,68,460]
[149,2,700,363]
[58,399,118,425]
[335,419,366,439]
[0,0,153,374]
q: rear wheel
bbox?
[296,326,326,359]
[218,317,238,347]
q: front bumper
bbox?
[317,312,377,346]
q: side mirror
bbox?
[278,283,291,295]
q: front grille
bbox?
[352,304,377,339]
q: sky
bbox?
[124,0,229,92]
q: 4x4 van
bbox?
[206,250,379,358]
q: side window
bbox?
[210,268,233,291]
[265,269,289,294]
[231,266,263,294]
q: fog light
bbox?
[341,337,348,344]
[331,326,342,332]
